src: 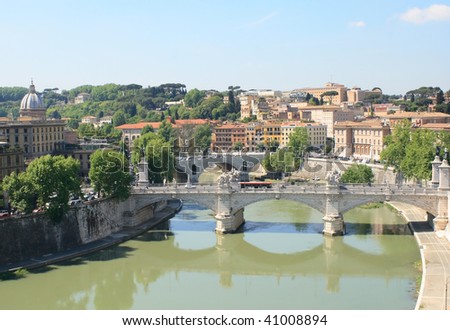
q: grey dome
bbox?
[20,82,45,110]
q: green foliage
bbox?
[380,120,411,172]
[2,172,36,214]
[194,124,212,153]
[141,125,154,135]
[381,121,438,181]
[131,133,174,183]
[112,110,126,126]
[157,121,175,143]
[89,149,132,200]
[0,87,28,102]
[288,127,309,157]
[401,129,435,180]
[341,164,374,184]
[184,88,206,108]
[263,149,296,173]
[233,141,244,151]
[2,155,81,221]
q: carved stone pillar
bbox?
[431,156,441,188]
[438,159,450,191]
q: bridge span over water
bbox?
[128,155,450,236]
[127,182,449,236]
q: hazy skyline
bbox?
[1,0,450,95]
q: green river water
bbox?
[0,199,420,310]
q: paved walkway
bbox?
[0,199,182,274]
[388,201,450,310]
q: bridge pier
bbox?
[214,190,245,234]
[322,192,345,236]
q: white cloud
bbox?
[349,21,366,28]
[400,4,450,24]
[245,11,279,28]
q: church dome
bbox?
[20,81,45,110]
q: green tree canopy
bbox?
[184,88,206,108]
[131,133,174,184]
[89,149,133,200]
[288,127,309,157]
[341,164,374,184]
[3,155,81,221]
[262,149,295,173]
[194,124,212,153]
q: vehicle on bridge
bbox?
[239,181,273,189]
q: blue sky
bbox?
[1,0,450,95]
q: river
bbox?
[0,199,420,310]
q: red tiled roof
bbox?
[116,122,161,130]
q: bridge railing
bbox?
[132,182,440,196]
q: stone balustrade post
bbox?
[214,190,245,234]
[431,156,442,188]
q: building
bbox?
[0,82,66,161]
[81,116,98,124]
[74,93,91,104]
[376,111,450,127]
[299,105,363,138]
[347,87,383,103]
[297,82,348,105]
[245,122,264,152]
[211,124,246,152]
[262,122,281,147]
[280,122,327,149]
[334,120,390,161]
[0,132,25,180]
[19,81,47,121]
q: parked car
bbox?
[0,210,9,217]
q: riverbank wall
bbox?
[0,197,167,266]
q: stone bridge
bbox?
[175,152,266,183]
[128,155,450,237]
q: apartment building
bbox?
[211,123,246,152]
[299,105,363,138]
[334,120,390,160]
[262,122,281,146]
[280,122,327,149]
[377,111,450,127]
[245,122,264,152]
[347,87,382,103]
[297,82,348,105]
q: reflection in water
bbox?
[0,200,420,310]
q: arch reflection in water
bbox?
[0,201,420,310]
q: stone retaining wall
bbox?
[0,197,165,265]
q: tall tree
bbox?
[401,129,435,181]
[341,164,374,184]
[288,127,309,158]
[380,120,411,175]
[89,149,132,200]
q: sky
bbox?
[1,0,450,95]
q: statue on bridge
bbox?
[217,169,241,188]
[325,170,341,186]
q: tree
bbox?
[89,149,133,200]
[2,172,36,214]
[2,155,81,220]
[380,120,411,174]
[194,124,212,153]
[401,129,435,181]
[320,91,338,104]
[184,88,206,108]
[26,155,81,221]
[132,133,174,183]
[436,90,445,105]
[341,164,374,184]
[112,110,126,126]
[262,149,295,173]
[141,125,154,135]
[157,120,175,143]
[233,141,244,151]
[288,127,309,158]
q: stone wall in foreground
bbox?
[0,197,165,265]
